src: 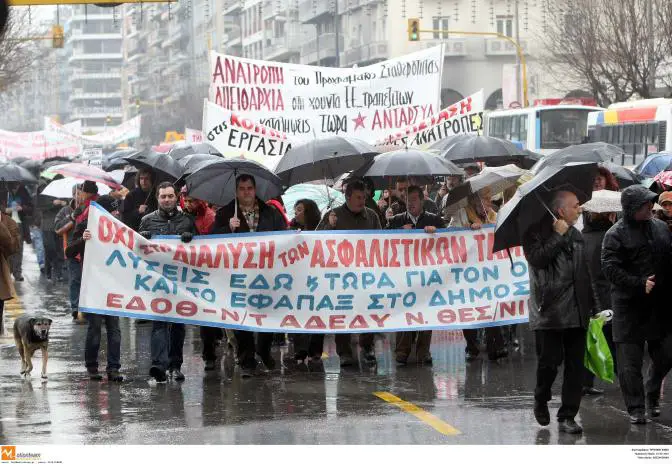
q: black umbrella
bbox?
[8,156,30,164]
[0,163,39,183]
[600,162,641,188]
[168,143,220,161]
[274,136,378,185]
[431,134,525,164]
[352,148,463,189]
[493,162,598,253]
[182,158,283,207]
[124,151,184,181]
[530,143,624,174]
[103,149,138,171]
[177,154,223,171]
[19,159,42,173]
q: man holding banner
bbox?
[212,174,288,377]
[317,180,382,367]
[387,185,444,365]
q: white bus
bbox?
[587,99,672,166]
[484,104,602,154]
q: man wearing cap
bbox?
[655,191,672,232]
[602,185,672,424]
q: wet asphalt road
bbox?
[1,247,672,445]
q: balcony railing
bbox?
[298,0,334,24]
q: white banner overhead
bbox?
[209,46,445,141]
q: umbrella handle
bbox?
[534,191,558,221]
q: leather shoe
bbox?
[647,397,661,418]
[534,401,550,426]
[558,418,583,434]
[630,412,648,424]
[582,387,604,396]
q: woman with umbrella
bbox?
[449,188,507,361]
[290,199,321,231]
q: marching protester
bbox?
[37,189,67,282]
[655,191,672,232]
[0,199,20,334]
[139,182,197,383]
[212,174,288,377]
[181,188,223,372]
[523,189,593,434]
[450,189,507,361]
[287,198,324,370]
[54,185,81,321]
[122,168,157,232]
[318,179,382,367]
[6,183,33,282]
[602,185,672,424]
[66,195,123,382]
[387,185,444,365]
[362,177,386,227]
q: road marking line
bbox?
[373,391,461,436]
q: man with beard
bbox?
[139,182,196,383]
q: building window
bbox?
[432,17,449,39]
[496,15,513,37]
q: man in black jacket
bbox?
[122,168,157,231]
[211,174,288,377]
[139,182,196,383]
[522,190,593,435]
[601,185,672,424]
[388,185,444,365]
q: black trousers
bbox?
[534,328,586,420]
[616,335,672,414]
[335,333,375,358]
[293,334,324,359]
[234,329,274,369]
[463,327,504,356]
[43,230,63,278]
[200,326,223,362]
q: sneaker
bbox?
[418,356,433,366]
[582,387,604,396]
[170,369,185,381]
[88,369,103,381]
[362,349,377,365]
[534,401,550,426]
[396,355,408,366]
[204,360,217,371]
[630,411,648,424]
[107,370,123,382]
[339,354,355,367]
[149,366,167,383]
[558,418,583,434]
[647,396,661,418]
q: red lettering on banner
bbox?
[126,296,147,311]
[221,309,240,321]
[355,240,369,267]
[400,239,413,266]
[329,315,346,330]
[473,234,487,262]
[451,236,467,263]
[349,315,369,329]
[437,309,456,324]
[249,313,267,326]
[213,244,231,268]
[325,240,338,267]
[243,243,258,269]
[310,241,326,267]
[459,308,475,322]
[173,245,190,265]
[112,222,134,250]
[501,299,526,318]
[107,293,123,308]
[99,217,113,243]
[475,306,491,321]
[305,316,327,330]
[151,298,172,314]
[389,239,401,267]
[259,241,275,268]
[406,312,425,326]
[176,301,198,317]
[196,245,214,268]
[420,238,436,266]
[280,314,301,328]
[460,96,473,114]
[370,314,391,328]
[227,243,244,268]
[436,237,452,265]
[368,239,387,267]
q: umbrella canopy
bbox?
[634,152,672,178]
[0,163,38,183]
[41,177,112,198]
[281,184,345,220]
[530,143,624,174]
[431,134,525,164]
[178,154,223,171]
[8,156,30,164]
[352,148,464,189]
[581,189,622,214]
[124,151,184,180]
[653,170,672,188]
[103,149,138,171]
[443,164,526,216]
[274,136,378,185]
[493,162,598,253]
[19,159,42,172]
[600,162,641,188]
[182,158,283,206]
[168,143,220,161]
[49,163,122,189]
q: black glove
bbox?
[180,231,193,243]
[139,231,152,240]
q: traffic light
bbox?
[106,115,112,125]
[408,18,420,41]
[135,99,140,110]
[52,24,64,48]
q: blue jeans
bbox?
[151,322,185,371]
[68,259,82,312]
[85,314,121,372]
[30,227,45,267]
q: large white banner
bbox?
[0,129,82,160]
[209,46,444,141]
[80,205,530,333]
[203,100,293,162]
[374,90,485,149]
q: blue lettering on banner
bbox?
[135,274,151,291]
[274,274,293,290]
[250,274,270,289]
[335,295,353,310]
[316,295,334,311]
[231,274,246,288]
[512,262,528,278]
[231,292,246,308]
[306,275,319,292]
[297,295,315,310]
[368,294,384,310]
[274,295,293,310]
[106,250,127,267]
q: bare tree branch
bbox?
[0,8,41,93]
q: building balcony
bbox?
[264,35,302,61]
[299,0,335,24]
[484,38,528,56]
[419,38,468,57]
[301,33,344,64]
[70,107,123,119]
[69,53,123,62]
[71,14,115,22]
[69,72,122,83]
[223,27,242,47]
[162,25,187,48]
[340,40,388,66]
[263,0,298,20]
[223,0,242,16]
[70,32,122,41]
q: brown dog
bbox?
[13,315,52,379]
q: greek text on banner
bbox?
[80,204,530,333]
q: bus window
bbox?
[635,124,643,144]
[511,116,519,141]
[647,124,656,144]
[539,109,590,149]
[624,125,633,144]
[520,115,528,144]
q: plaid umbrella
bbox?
[48,163,122,189]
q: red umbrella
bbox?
[653,170,672,188]
[51,163,122,189]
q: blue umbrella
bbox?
[282,184,345,220]
[634,152,672,178]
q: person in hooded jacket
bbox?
[601,185,672,424]
[121,168,157,231]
